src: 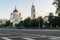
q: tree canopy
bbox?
[53,0,60,16]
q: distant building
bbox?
[10,7,22,27]
[43,16,49,23]
[31,4,36,19]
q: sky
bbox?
[0,0,56,19]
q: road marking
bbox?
[40,35,48,38]
[30,34,56,38]
[19,29,60,32]
[23,38,34,40]
[49,37,60,40]
[1,37,12,40]
[0,33,11,35]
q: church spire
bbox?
[15,6,17,10]
[32,3,34,6]
[13,6,18,12]
[32,2,35,8]
[32,0,34,7]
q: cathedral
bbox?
[10,4,35,27]
[10,7,22,27]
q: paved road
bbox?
[0,29,60,40]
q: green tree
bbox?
[48,13,54,28]
[52,16,60,27]
[37,16,44,28]
[24,17,31,28]
[5,20,10,26]
[5,20,12,28]
[57,16,60,27]
[52,16,58,27]
[16,21,24,29]
[31,19,38,28]
[53,0,60,16]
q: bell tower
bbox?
[31,3,35,19]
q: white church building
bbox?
[10,7,22,27]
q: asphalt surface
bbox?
[0,29,60,40]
